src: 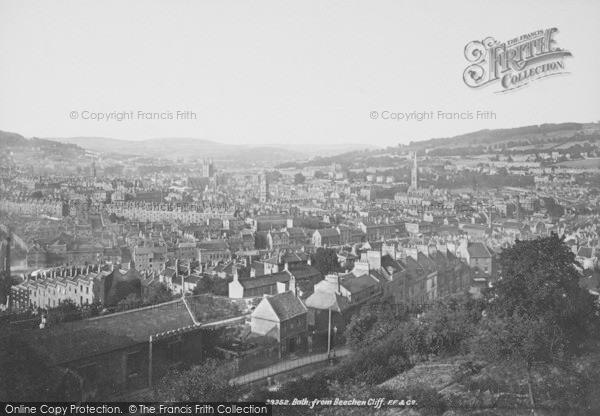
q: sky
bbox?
[0,0,599,147]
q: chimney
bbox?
[233,265,239,281]
[407,247,418,261]
[289,274,297,296]
[284,262,289,272]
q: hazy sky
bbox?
[0,0,599,147]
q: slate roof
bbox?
[24,299,196,365]
[237,272,290,289]
[380,253,404,273]
[288,265,322,280]
[264,291,307,321]
[467,242,492,258]
[341,273,379,293]
[315,228,340,237]
[197,240,229,251]
[281,251,309,263]
[338,250,359,260]
[577,247,594,259]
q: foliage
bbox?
[541,197,565,218]
[346,295,485,357]
[485,233,600,353]
[471,314,564,368]
[116,293,142,310]
[152,358,238,402]
[107,278,141,306]
[312,248,342,275]
[254,233,268,249]
[191,275,232,296]
[294,173,306,184]
[145,282,173,304]
[0,327,61,401]
[473,234,600,411]
[47,298,81,323]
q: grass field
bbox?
[555,158,600,169]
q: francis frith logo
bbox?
[463,28,572,92]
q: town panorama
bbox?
[1,122,600,415]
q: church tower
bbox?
[259,172,269,203]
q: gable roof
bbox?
[467,242,492,258]
[252,291,307,322]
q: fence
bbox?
[231,348,349,385]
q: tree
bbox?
[471,314,565,412]
[151,359,238,402]
[345,303,381,349]
[312,248,342,275]
[0,326,66,401]
[145,283,173,304]
[192,276,213,295]
[117,293,142,310]
[475,234,600,413]
[294,173,306,184]
[266,170,282,183]
[254,233,268,250]
[542,197,565,218]
[48,298,81,323]
[107,278,142,306]
[485,233,599,352]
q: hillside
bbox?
[412,122,599,150]
[0,130,83,153]
[49,136,379,163]
[275,122,600,170]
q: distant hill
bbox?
[411,122,599,150]
[0,130,83,152]
[276,122,600,169]
[48,136,380,162]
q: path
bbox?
[231,347,350,385]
